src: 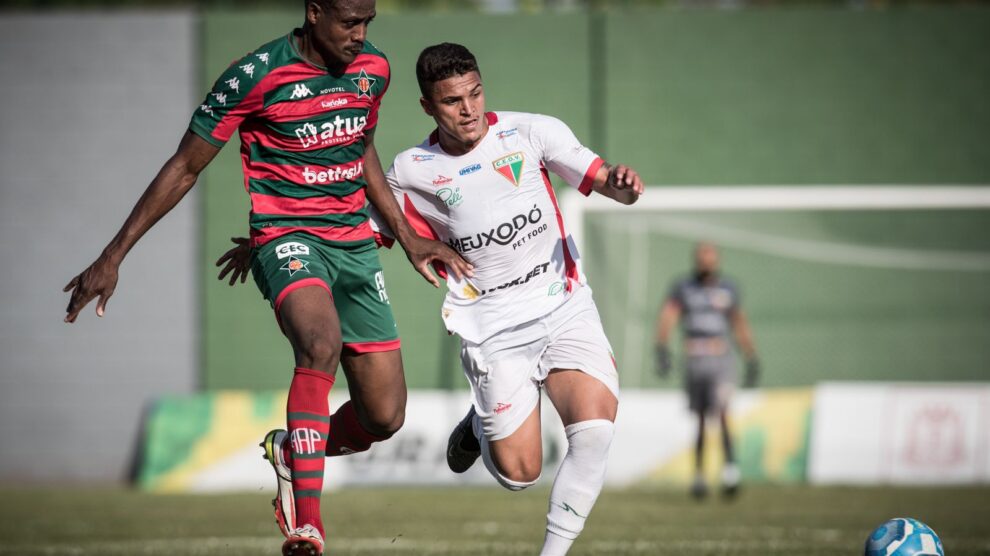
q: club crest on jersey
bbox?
[351,68,376,99]
[280,256,310,276]
[492,152,524,187]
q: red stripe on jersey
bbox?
[250,189,366,216]
[263,92,368,123]
[245,159,364,185]
[250,221,374,247]
[212,62,326,143]
[540,165,580,291]
[345,53,390,81]
[579,157,605,197]
[402,193,447,279]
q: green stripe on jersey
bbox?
[249,141,365,168]
[250,211,369,229]
[249,178,365,199]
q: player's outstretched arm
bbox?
[591,163,644,205]
[362,133,473,287]
[63,131,221,322]
[731,308,760,386]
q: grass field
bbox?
[1,485,988,555]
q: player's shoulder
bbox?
[362,39,388,61]
[495,111,566,131]
[717,275,741,293]
[390,137,439,175]
[213,33,291,87]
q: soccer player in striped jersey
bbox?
[63,2,469,555]
[383,43,643,555]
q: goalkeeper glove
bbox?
[744,357,760,388]
[655,345,672,378]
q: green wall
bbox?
[200,7,990,389]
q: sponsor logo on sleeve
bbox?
[459,163,482,176]
[496,128,518,140]
[492,152,525,187]
[225,77,240,93]
[240,62,255,78]
[412,154,436,162]
[351,68,376,99]
[256,52,270,65]
[275,242,310,259]
[212,92,227,106]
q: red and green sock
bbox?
[286,366,334,538]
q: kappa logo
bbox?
[412,154,436,162]
[200,104,214,115]
[274,241,310,259]
[225,77,240,93]
[492,152,525,187]
[351,68,376,98]
[256,52,270,65]
[432,175,453,186]
[459,163,482,176]
[240,62,255,78]
[280,256,310,276]
[290,83,314,99]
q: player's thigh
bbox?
[488,402,543,480]
[329,242,400,353]
[251,235,342,365]
[544,369,617,426]
[340,349,407,433]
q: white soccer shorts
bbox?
[459,286,620,441]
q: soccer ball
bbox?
[864,517,944,556]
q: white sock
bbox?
[474,413,539,491]
[541,419,614,556]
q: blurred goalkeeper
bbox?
[654,241,759,499]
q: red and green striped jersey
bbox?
[189,29,390,247]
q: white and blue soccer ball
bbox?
[865,517,944,556]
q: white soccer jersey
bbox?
[382,111,604,344]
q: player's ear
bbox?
[305,1,321,25]
[420,97,434,117]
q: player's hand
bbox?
[216,237,251,286]
[403,235,474,288]
[63,255,120,323]
[744,357,761,388]
[607,164,645,197]
[655,345,673,378]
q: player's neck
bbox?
[437,121,489,157]
[295,27,346,73]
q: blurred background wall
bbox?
[0,3,988,482]
[0,12,199,481]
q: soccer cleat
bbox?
[261,429,295,537]
[446,406,481,473]
[721,463,741,499]
[282,524,324,556]
[690,474,709,500]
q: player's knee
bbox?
[294,331,340,370]
[495,457,542,488]
[364,404,405,438]
[565,419,615,461]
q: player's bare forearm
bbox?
[362,138,417,246]
[104,132,220,262]
[656,301,681,346]
[64,131,219,322]
[591,162,644,205]
[731,309,758,359]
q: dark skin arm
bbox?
[64,131,221,322]
[362,129,472,287]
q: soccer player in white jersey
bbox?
[382,43,644,555]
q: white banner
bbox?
[809,382,990,485]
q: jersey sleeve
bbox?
[188,54,268,148]
[531,115,605,197]
[364,57,390,132]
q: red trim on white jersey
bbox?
[402,193,448,279]
[579,157,605,196]
[540,165,580,291]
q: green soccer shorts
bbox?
[251,233,400,354]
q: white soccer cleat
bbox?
[282,523,325,556]
[721,463,741,498]
[261,429,295,537]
